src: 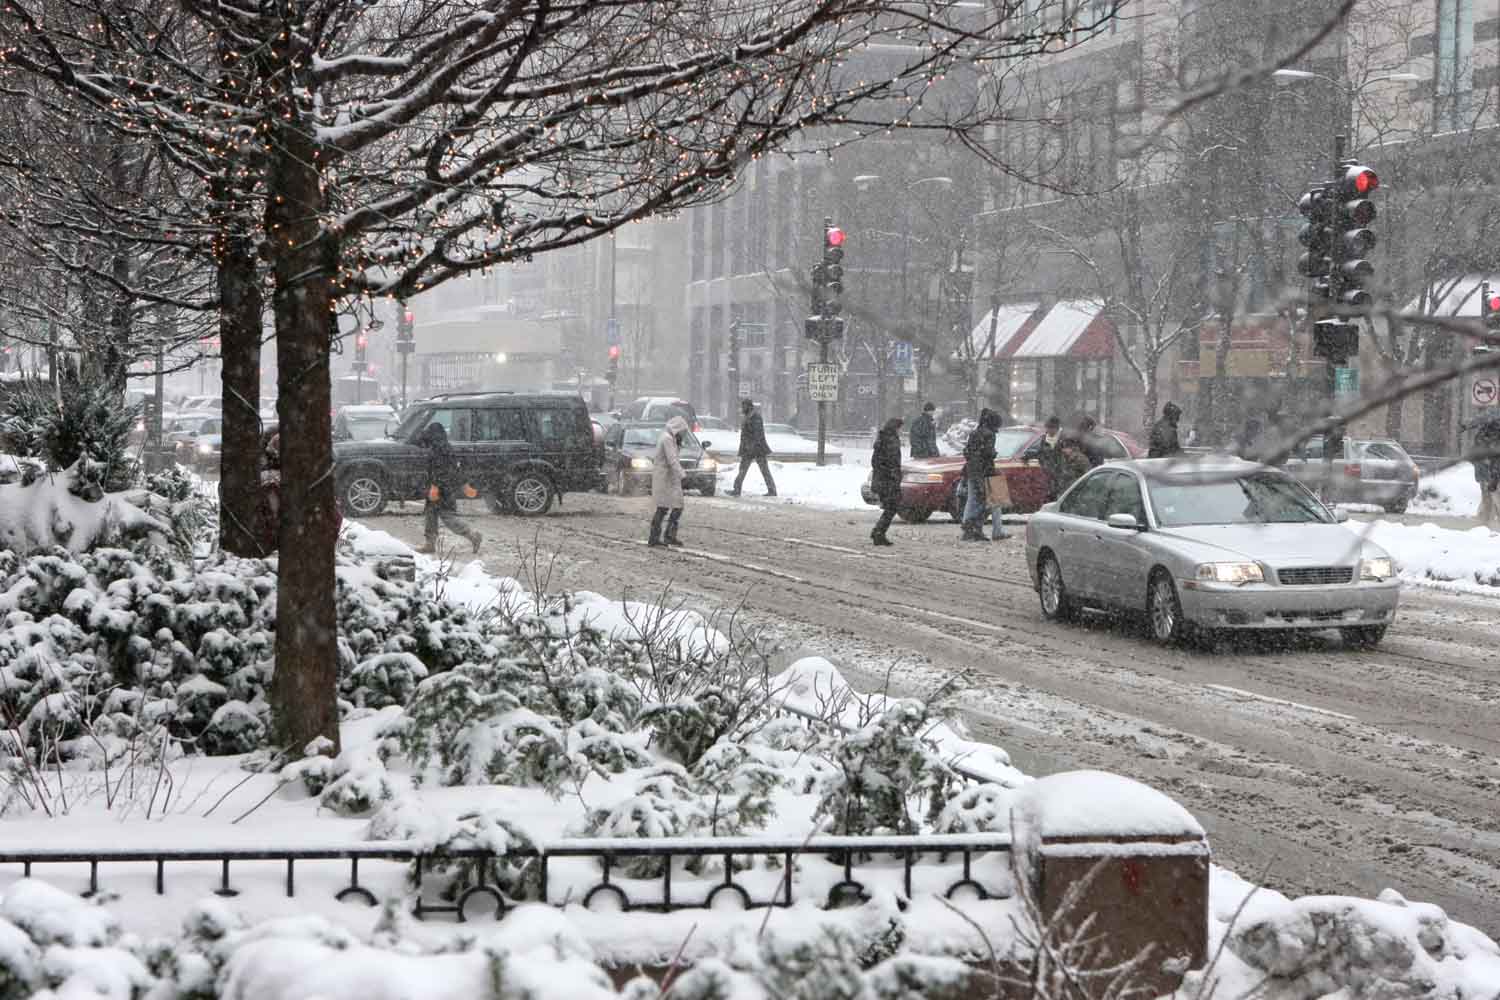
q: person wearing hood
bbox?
[1148,402,1183,459]
[415,422,482,555]
[870,417,904,546]
[649,415,690,547]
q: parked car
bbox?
[1024,457,1400,648]
[1281,436,1420,513]
[621,396,700,431]
[696,415,731,432]
[862,423,1144,522]
[333,403,398,442]
[181,395,223,413]
[602,421,719,497]
[332,392,603,517]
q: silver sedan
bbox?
[1024,458,1400,648]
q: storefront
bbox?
[998,300,1116,425]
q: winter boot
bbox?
[874,532,894,547]
[665,509,684,546]
[648,508,666,547]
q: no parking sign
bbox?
[1474,376,1498,408]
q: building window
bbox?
[1435,0,1474,132]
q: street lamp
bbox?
[1272,68,1420,157]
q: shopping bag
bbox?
[462,484,479,499]
[985,474,1010,510]
[428,485,440,503]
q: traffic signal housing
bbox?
[607,344,620,385]
[806,223,847,341]
[355,332,369,363]
[1332,164,1378,309]
[1481,282,1500,351]
[1297,187,1333,302]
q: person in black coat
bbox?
[1148,402,1183,459]
[1076,414,1106,468]
[870,417,904,546]
[908,402,939,459]
[960,409,1001,540]
[730,398,777,496]
[1035,415,1066,501]
[416,422,481,554]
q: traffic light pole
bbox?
[400,351,409,409]
[817,333,829,466]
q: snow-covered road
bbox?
[362,491,1500,937]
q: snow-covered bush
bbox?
[815,699,958,836]
[0,364,137,491]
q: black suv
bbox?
[333,392,603,517]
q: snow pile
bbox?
[1199,875,1500,1000]
[1410,462,1481,517]
[0,464,169,554]
[715,461,871,510]
[706,430,842,463]
[1359,520,1500,591]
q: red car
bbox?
[862,424,1145,523]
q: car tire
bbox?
[701,482,717,497]
[1340,625,1387,649]
[1146,569,1188,646]
[897,508,932,524]
[509,471,554,516]
[339,471,388,518]
[1383,499,1408,515]
[1037,552,1078,623]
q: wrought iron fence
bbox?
[0,831,1205,923]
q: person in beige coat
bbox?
[649,415,689,547]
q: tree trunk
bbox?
[216,223,264,555]
[1142,360,1159,438]
[265,90,341,756]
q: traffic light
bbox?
[1297,187,1334,302]
[355,332,369,363]
[822,225,845,316]
[1331,164,1378,309]
[806,222,847,341]
[728,319,741,377]
[397,308,414,339]
[1481,282,1500,351]
[607,343,620,385]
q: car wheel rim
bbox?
[346,477,382,515]
[1151,578,1176,640]
[515,477,548,513]
[1040,559,1062,615]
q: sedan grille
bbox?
[1277,566,1354,586]
[680,460,697,470]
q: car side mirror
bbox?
[701,440,712,450]
[1106,512,1142,531]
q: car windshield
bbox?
[624,429,660,447]
[994,428,1039,458]
[1148,472,1333,527]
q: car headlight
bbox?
[196,442,214,454]
[1360,557,1393,581]
[700,458,718,471]
[902,471,947,483]
[629,457,653,470]
[1195,562,1264,585]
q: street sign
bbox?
[1474,376,1498,407]
[396,341,415,354]
[891,340,914,376]
[606,318,620,347]
[807,363,839,401]
[1334,366,1358,397]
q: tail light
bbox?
[1343,462,1362,479]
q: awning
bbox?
[1009,300,1115,360]
[955,302,1041,360]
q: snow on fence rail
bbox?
[0,830,1207,923]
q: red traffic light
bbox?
[608,345,620,360]
[825,226,846,248]
[1340,165,1378,196]
[356,335,369,349]
[404,311,414,325]
[1489,295,1500,313]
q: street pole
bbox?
[608,233,617,412]
[1321,133,1348,502]
[817,217,832,466]
[400,351,408,409]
